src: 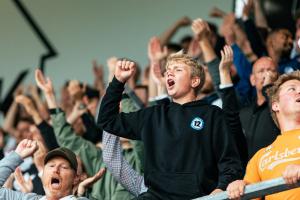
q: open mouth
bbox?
[167,79,175,87]
[51,177,61,188]
[296,98,300,102]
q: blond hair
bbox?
[266,71,300,127]
[165,53,205,94]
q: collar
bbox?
[39,195,78,200]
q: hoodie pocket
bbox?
[147,172,201,197]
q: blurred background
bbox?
[0,0,299,100]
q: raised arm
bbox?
[15,95,43,125]
[92,60,105,97]
[219,46,234,86]
[0,139,41,199]
[28,85,50,120]
[242,0,267,57]
[192,18,220,87]
[0,139,37,186]
[147,37,167,99]
[253,0,269,29]
[98,60,146,140]
[35,69,103,176]
[35,69,57,109]
[102,131,146,197]
[218,45,248,168]
[159,16,191,46]
[15,94,59,150]
[2,100,19,139]
[192,18,217,63]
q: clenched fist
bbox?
[115,59,136,83]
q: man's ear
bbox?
[191,76,200,88]
[250,74,255,86]
[73,173,80,186]
[272,101,279,112]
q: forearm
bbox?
[36,120,59,150]
[44,92,58,109]
[219,87,248,168]
[148,70,158,99]
[3,101,18,134]
[51,109,87,149]
[159,21,181,46]
[207,58,221,87]
[199,38,217,63]
[253,0,268,29]
[0,152,23,186]
[102,131,144,196]
[32,95,49,120]
[51,109,101,176]
[214,114,243,190]
[31,111,43,125]
[243,18,267,57]
[97,77,140,139]
[219,69,233,86]
[81,113,102,144]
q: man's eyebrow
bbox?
[281,83,299,89]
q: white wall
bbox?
[0,0,232,97]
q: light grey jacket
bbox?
[0,151,88,200]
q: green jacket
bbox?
[51,109,142,200]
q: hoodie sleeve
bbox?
[212,109,244,190]
[97,77,148,140]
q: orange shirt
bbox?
[244,129,300,200]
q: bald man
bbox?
[239,57,280,159]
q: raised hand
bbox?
[13,85,25,98]
[15,139,38,159]
[27,85,39,99]
[115,59,136,83]
[92,60,104,80]
[219,45,234,85]
[107,57,118,73]
[242,0,254,18]
[148,37,168,63]
[187,38,202,57]
[262,71,278,87]
[219,45,234,72]
[176,16,191,27]
[15,95,37,117]
[67,101,87,125]
[35,69,54,94]
[191,18,211,41]
[77,168,106,197]
[14,167,33,193]
[209,6,227,18]
[32,140,48,173]
[67,80,85,101]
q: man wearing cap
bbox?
[0,139,89,200]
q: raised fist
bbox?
[191,18,210,41]
[115,59,136,83]
[15,139,38,159]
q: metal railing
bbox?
[193,177,300,200]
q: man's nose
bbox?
[166,70,173,77]
[52,166,60,173]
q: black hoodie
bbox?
[98,77,243,200]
